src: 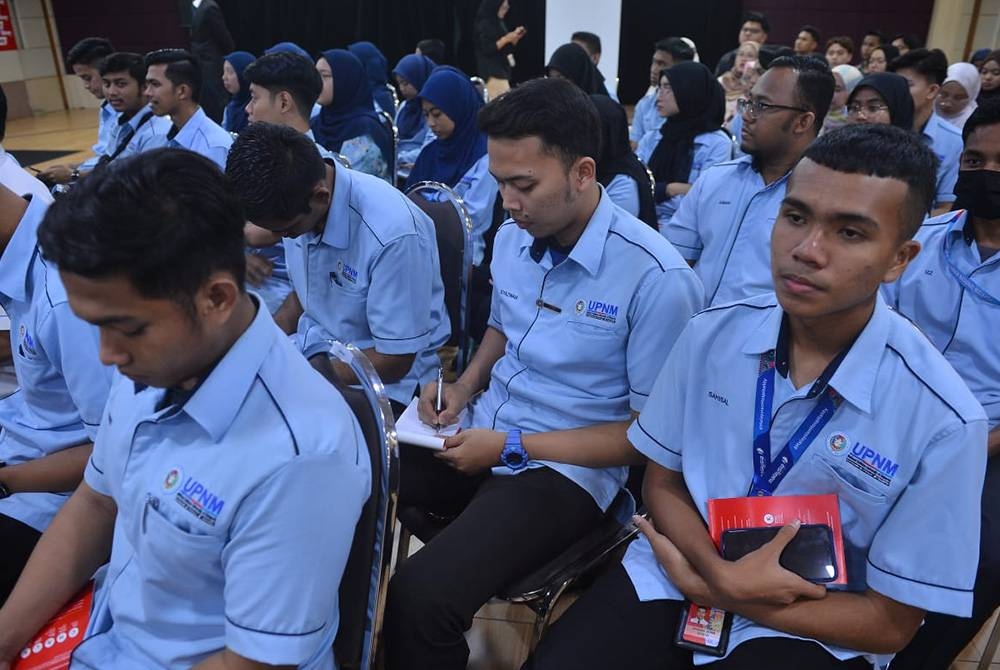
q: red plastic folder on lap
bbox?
[707,494,848,586]
[12,582,93,670]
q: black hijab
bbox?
[849,72,914,130]
[590,94,658,229]
[547,43,609,96]
[647,61,725,185]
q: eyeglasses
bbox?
[847,102,890,117]
[736,97,809,120]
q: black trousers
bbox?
[0,512,41,605]
[890,455,1000,669]
[383,444,602,669]
[524,562,872,670]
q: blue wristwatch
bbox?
[500,429,529,471]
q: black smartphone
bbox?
[720,524,837,583]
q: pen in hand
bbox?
[434,366,444,429]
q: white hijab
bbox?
[938,62,981,129]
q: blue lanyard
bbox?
[942,231,1000,307]
[748,352,843,497]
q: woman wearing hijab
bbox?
[546,42,609,96]
[823,64,863,134]
[718,40,759,125]
[937,62,981,129]
[866,44,899,73]
[312,49,393,180]
[590,95,657,228]
[348,41,396,115]
[649,61,732,230]
[392,53,437,181]
[474,0,526,99]
[221,50,254,133]
[846,72,915,130]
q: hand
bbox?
[243,222,282,248]
[435,429,504,475]
[418,379,473,427]
[37,164,73,184]
[244,253,273,287]
[634,515,718,606]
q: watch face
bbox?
[506,451,524,466]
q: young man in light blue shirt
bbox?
[0,184,110,604]
[633,37,696,160]
[0,148,369,670]
[226,122,450,409]
[97,53,171,164]
[665,56,834,306]
[525,124,987,670]
[383,77,704,670]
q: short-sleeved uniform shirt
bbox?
[664,155,789,306]
[422,154,499,266]
[623,293,987,664]
[470,188,705,511]
[0,196,111,532]
[150,107,233,169]
[286,164,450,405]
[73,302,370,670]
[655,129,733,229]
[922,112,963,207]
[631,88,661,153]
[79,101,120,170]
[104,104,172,162]
[0,147,53,203]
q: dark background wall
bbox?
[51,0,188,61]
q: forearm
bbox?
[523,416,644,467]
[988,425,1000,458]
[455,326,506,395]
[0,443,92,494]
[191,648,292,670]
[645,464,725,577]
[332,349,414,385]
[272,291,303,334]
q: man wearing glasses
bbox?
[664,56,834,306]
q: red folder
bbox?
[11,582,93,670]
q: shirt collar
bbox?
[168,106,207,145]
[123,104,154,131]
[318,162,351,249]
[0,195,48,303]
[519,185,615,277]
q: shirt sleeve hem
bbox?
[225,617,329,666]
[627,418,682,471]
[866,560,974,618]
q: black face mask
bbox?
[953,169,1000,220]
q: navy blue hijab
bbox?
[392,53,437,139]
[223,51,254,133]
[405,66,487,189]
[349,41,396,114]
[311,49,392,167]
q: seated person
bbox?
[392,53,437,180]
[590,94,657,227]
[633,37,698,156]
[381,77,705,670]
[221,50,254,134]
[96,52,172,165]
[348,41,396,116]
[416,38,445,64]
[846,72,915,132]
[523,124,987,670]
[312,49,393,180]
[546,42,609,96]
[0,183,110,603]
[0,148,369,668]
[226,123,449,410]
[0,86,51,202]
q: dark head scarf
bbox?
[405,66,487,189]
[348,41,395,113]
[546,43,609,96]
[392,53,437,139]
[590,94,657,228]
[222,51,254,133]
[265,42,311,60]
[647,61,725,185]
[311,49,392,167]
[849,72,914,130]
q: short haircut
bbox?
[244,52,322,122]
[801,124,938,239]
[37,148,246,310]
[225,122,327,222]
[892,33,922,50]
[571,31,602,56]
[767,55,835,135]
[826,36,855,55]
[743,11,770,34]
[887,47,948,86]
[66,37,114,68]
[144,49,202,103]
[0,83,6,142]
[416,38,446,64]
[962,96,1000,142]
[654,37,695,62]
[477,76,601,170]
[99,52,146,86]
[864,29,885,42]
[799,25,821,44]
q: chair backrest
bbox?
[311,343,399,670]
[334,153,352,169]
[385,83,400,114]
[405,181,475,371]
[377,110,398,184]
[469,76,489,102]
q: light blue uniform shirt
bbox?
[470,188,705,511]
[286,165,450,405]
[395,103,430,179]
[885,209,1000,426]
[630,88,661,152]
[74,302,370,670]
[623,293,987,664]
[152,107,233,169]
[424,154,498,266]
[0,196,111,532]
[665,155,789,306]
[922,112,963,207]
[655,129,733,229]
[79,101,120,170]
[105,105,172,163]
[606,174,640,219]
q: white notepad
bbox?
[395,397,465,450]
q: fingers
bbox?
[442,433,466,449]
[766,519,803,554]
[416,382,439,424]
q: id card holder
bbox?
[673,601,733,657]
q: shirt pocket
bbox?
[810,453,891,545]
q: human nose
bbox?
[99,331,131,367]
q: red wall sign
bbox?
[0,0,18,52]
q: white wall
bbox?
[544,0,623,95]
[927,0,1000,64]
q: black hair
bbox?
[767,56,835,135]
[887,47,948,86]
[743,11,770,34]
[962,96,1000,142]
[37,148,246,311]
[225,122,326,222]
[0,83,6,142]
[416,38,446,64]
[892,33,923,50]
[66,37,114,68]
[571,31,602,56]
[477,76,601,170]
[801,124,938,239]
[654,37,695,62]
[243,52,322,122]
[826,36,855,55]
[144,49,202,103]
[864,29,885,42]
[799,25,821,44]
[99,52,146,86]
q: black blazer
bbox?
[190,0,234,63]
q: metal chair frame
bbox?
[378,110,398,184]
[385,83,400,115]
[470,76,489,102]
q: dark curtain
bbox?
[52,0,189,63]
